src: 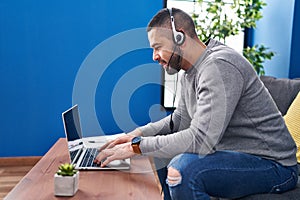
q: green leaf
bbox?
[56,163,78,176]
[193,0,272,74]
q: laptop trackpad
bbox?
[107,160,122,166]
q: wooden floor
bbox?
[0,157,41,200]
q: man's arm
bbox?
[139,79,191,137]
[139,60,244,158]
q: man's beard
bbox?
[166,45,182,75]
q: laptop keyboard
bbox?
[79,148,100,167]
[70,149,80,161]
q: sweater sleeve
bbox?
[139,59,244,158]
[139,77,192,137]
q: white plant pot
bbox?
[54,171,79,196]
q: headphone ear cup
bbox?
[175,31,185,45]
[168,8,185,46]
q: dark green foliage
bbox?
[243,44,275,75]
[192,0,274,75]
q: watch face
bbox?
[132,136,141,144]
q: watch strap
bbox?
[131,136,142,154]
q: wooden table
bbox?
[5,138,162,200]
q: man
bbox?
[95,8,298,199]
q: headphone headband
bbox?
[168,8,185,46]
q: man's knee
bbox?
[167,167,182,186]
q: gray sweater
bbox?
[139,39,297,166]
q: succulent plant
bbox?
[56,163,78,176]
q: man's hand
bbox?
[94,129,143,166]
[99,134,135,151]
[94,142,135,167]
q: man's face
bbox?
[148,28,182,75]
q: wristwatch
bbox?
[131,136,142,154]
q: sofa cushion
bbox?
[237,175,300,200]
[260,76,300,115]
[284,92,300,163]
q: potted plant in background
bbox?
[54,163,79,196]
[191,0,275,75]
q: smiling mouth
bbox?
[158,60,167,68]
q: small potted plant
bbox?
[54,163,79,196]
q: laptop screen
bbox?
[62,105,84,163]
[62,105,83,142]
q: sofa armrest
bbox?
[260,76,300,115]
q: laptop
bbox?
[62,104,130,170]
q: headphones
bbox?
[168,8,185,46]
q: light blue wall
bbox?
[0,1,164,157]
[253,0,295,78]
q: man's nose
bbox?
[153,51,160,61]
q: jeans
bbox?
[156,151,298,200]
[153,157,172,200]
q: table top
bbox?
[5,138,162,200]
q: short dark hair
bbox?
[147,8,197,39]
